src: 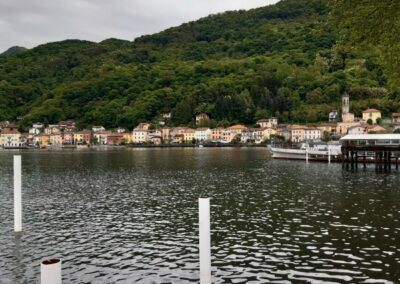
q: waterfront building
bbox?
[210,128,224,141]
[49,134,63,146]
[183,128,195,143]
[195,113,210,125]
[362,109,381,124]
[123,133,132,144]
[74,130,92,145]
[256,118,278,128]
[291,127,305,143]
[276,126,291,141]
[92,126,105,132]
[32,135,40,147]
[172,134,184,144]
[132,130,148,144]
[260,127,277,141]
[291,127,321,143]
[149,135,162,145]
[195,128,212,142]
[107,133,125,145]
[241,129,256,143]
[212,128,223,141]
[94,130,112,145]
[63,132,74,145]
[161,128,171,143]
[304,128,322,141]
[222,129,239,142]
[0,130,22,147]
[148,130,162,140]
[227,125,248,135]
[39,134,50,147]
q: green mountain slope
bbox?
[0,46,27,57]
[0,0,394,129]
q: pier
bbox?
[340,134,400,171]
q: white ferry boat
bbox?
[269,143,342,162]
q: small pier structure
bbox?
[340,134,400,171]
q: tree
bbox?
[330,0,400,87]
[367,119,373,125]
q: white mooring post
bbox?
[199,198,211,284]
[328,146,331,164]
[306,148,309,163]
[41,259,62,284]
[14,155,22,233]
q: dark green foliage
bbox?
[0,0,395,129]
[0,46,27,57]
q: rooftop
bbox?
[340,134,400,141]
[363,108,381,113]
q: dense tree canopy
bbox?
[330,0,400,89]
[0,0,397,130]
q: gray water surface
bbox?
[0,148,399,283]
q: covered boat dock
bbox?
[340,134,400,171]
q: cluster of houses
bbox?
[0,95,399,148]
[0,116,280,148]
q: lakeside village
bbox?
[1,94,400,149]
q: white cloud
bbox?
[0,0,279,52]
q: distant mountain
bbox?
[0,0,394,130]
[0,46,27,57]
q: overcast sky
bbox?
[0,0,280,53]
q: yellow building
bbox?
[211,128,224,141]
[123,133,132,144]
[0,130,22,147]
[362,109,381,124]
[39,134,50,147]
[183,128,195,143]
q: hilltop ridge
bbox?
[0,0,394,130]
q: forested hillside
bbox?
[0,0,396,129]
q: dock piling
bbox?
[199,198,211,284]
[14,155,22,233]
[41,259,62,284]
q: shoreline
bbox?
[0,143,268,151]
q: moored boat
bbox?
[269,143,341,162]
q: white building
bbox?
[195,128,212,142]
[132,130,148,144]
[304,128,322,141]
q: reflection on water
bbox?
[0,148,399,283]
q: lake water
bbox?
[0,148,399,283]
